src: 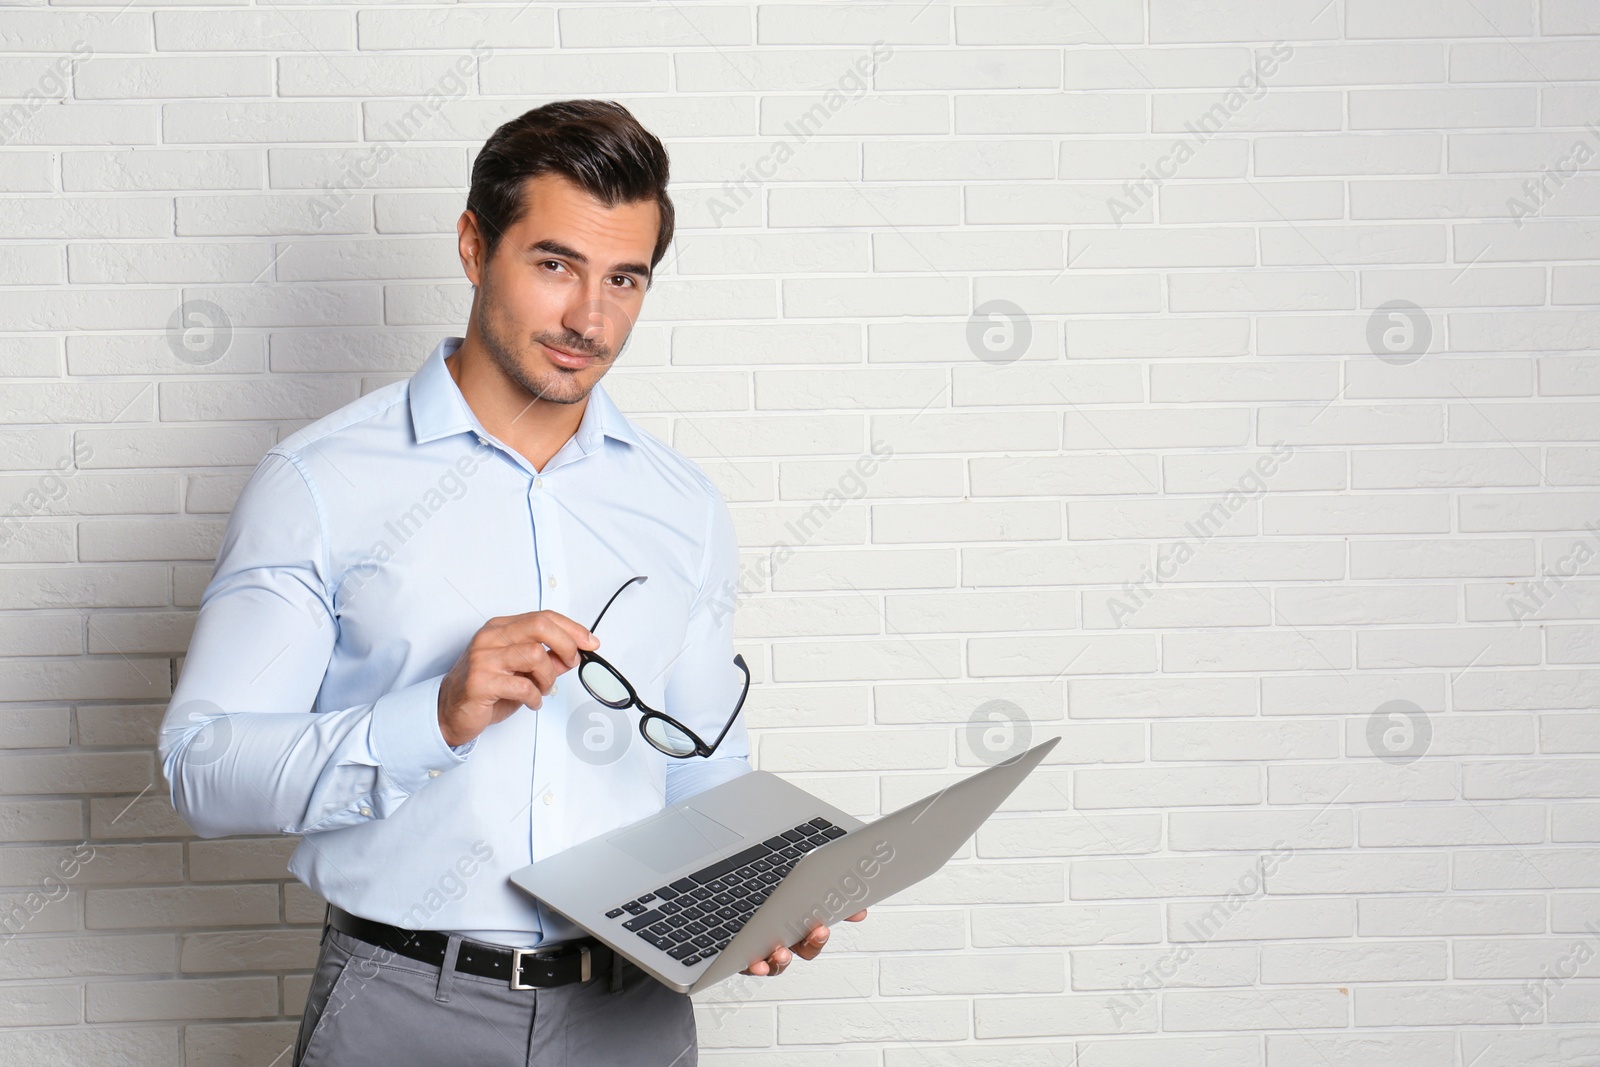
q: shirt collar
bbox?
[408,335,641,452]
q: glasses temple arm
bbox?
[589,574,648,633]
[705,654,751,754]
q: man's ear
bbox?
[458,210,486,287]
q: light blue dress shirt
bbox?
[158,336,752,948]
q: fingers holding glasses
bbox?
[437,610,600,747]
[487,609,599,668]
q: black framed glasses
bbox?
[577,574,750,759]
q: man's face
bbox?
[460,172,658,405]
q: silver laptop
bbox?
[509,735,1060,994]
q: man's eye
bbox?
[611,276,635,288]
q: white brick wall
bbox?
[3,1,1599,1063]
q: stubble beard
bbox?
[474,264,611,407]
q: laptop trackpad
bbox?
[608,806,744,873]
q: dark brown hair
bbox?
[466,99,674,278]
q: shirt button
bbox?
[543,792,555,805]
[550,684,558,696]
[428,769,441,778]
[476,435,487,446]
[360,806,373,817]
[548,576,557,588]
[535,477,544,489]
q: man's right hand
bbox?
[436,610,600,747]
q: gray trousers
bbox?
[294,926,699,1066]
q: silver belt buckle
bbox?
[510,947,534,990]
[509,944,591,989]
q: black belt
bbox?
[327,906,612,989]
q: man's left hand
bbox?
[740,909,868,977]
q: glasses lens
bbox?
[580,659,630,707]
[642,716,698,757]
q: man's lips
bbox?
[541,341,597,368]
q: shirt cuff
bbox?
[369,674,468,796]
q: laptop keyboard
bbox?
[604,817,847,966]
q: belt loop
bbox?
[320,904,332,946]
[436,934,462,1004]
[609,948,623,994]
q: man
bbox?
[158,99,862,1066]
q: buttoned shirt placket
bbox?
[468,414,606,943]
